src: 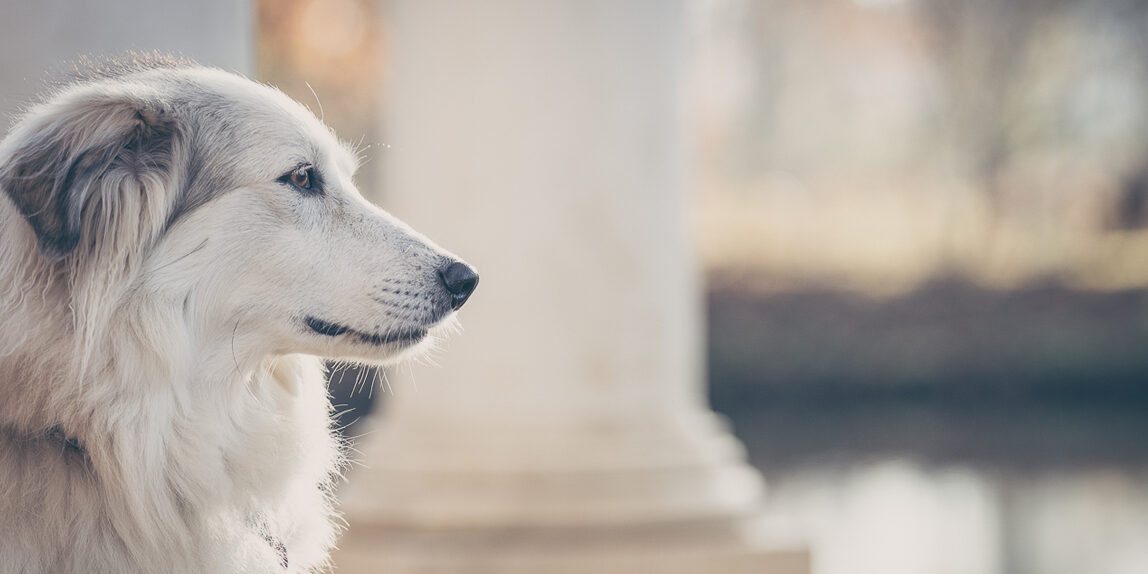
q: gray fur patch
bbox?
[0,98,179,259]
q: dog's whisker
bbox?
[304,80,324,123]
[231,317,242,374]
[380,368,393,395]
[148,238,208,275]
[356,365,370,398]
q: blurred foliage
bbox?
[693,0,1148,295]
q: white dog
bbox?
[0,57,478,573]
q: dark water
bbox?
[710,282,1148,574]
[721,400,1148,574]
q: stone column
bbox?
[336,1,807,572]
[0,0,253,128]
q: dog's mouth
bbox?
[304,316,428,347]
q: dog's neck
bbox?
[2,288,331,565]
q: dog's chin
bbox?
[302,315,445,363]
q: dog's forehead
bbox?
[185,69,347,158]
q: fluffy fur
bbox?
[0,58,475,573]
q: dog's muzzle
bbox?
[439,261,479,310]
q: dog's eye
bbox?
[290,166,313,189]
[281,165,319,193]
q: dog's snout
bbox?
[439,261,479,310]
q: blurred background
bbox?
[2,0,1147,572]
[257,1,1148,572]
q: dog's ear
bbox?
[0,89,179,261]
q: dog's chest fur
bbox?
[0,314,341,574]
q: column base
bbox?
[334,410,809,572]
[334,516,808,574]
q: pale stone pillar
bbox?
[336,1,807,572]
[0,0,253,129]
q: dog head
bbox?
[0,59,477,365]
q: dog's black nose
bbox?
[439,261,479,310]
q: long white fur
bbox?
[0,61,466,573]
